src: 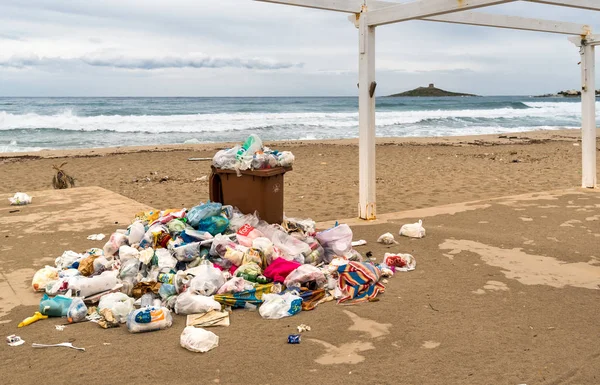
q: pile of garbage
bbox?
[212,134,295,171]
[25,202,422,352]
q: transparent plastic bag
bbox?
[259,292,302,320]
[32,266,59,292]
[283,264,326,288]
[180,326,219,353]
[188,262,226,296]
[67,297,87,323]
[174,291,221,315]
[98,292,135,323]
[316,224,353,263]
[399,220,426,238]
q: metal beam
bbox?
[254,0,363,13]
[366,0,516,27]
[526,0,600,11]
[424,11,591,35]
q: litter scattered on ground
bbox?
[32,342,85,352]
[87,234,106,241]
[180,326,219,353]
[6,335,25,347]
[399,219,426,238]
[21,135,417,352]
[288,334,301,344]
[8,192,32,205]
[297,324,311,333]
[54,325,65,331]
[186,311,230,327]
[351,240,367,247]
[18,311,48,327]
[377,232,398,245]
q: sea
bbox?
[0,96,598,153]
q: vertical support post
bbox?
[358,9,377,219]
[581,42,597,188]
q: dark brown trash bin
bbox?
[209,166,292,224]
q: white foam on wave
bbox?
[0,101,594,134]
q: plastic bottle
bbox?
[236,134,263,160]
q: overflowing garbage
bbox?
[17,136,425,353]
[212,134,295,171]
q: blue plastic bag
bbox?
[187,202,222,228]
[39,293,73,317]
[197,216,229,236]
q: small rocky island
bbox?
[387,83,477,97]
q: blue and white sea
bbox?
[0,96,598,153]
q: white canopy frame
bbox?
[255,0,598,219]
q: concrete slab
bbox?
[0,187,152,319]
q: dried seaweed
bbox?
[52,162,76,189]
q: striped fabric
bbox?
[336,262,385,303]
[213,283,273,308]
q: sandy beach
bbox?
[1,128,597,221]
[1,128,600,385]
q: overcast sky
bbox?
[0,0,598,96]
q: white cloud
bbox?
[0,0,598,96]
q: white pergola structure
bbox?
[256,0,599,220]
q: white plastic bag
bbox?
[119,245,140,263]
[103,232,128,256]
[55,251,84,270]
[98,292,135,323]
[399,220,426,238]
[188,262,226,296]
[259,292,302,320]
[32,266,59,292]
[127,221,146,245]
[383,253,417,271]
[174,291,221,315]
[377,232,399,245]
[316,224,353,263]
[156,248,177,271]
[180,326,219,353]
[69,270,119,297]
[9,192,32,205]
[126,306,173,333]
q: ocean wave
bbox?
[0,101,592,134]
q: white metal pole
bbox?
[581,42,597,188]
[358,10,377,219]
